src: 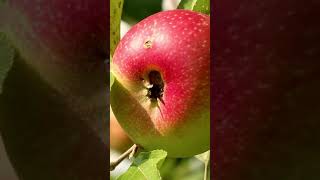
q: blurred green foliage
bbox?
[122,0,162,25]
[160,158,204,180]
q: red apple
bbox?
[213,0,320,179]
[111,10,210,157]
[6,0,107,62]
[0,0,108,96]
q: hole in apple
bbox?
[144,40,152,49]
[146,70,165,104]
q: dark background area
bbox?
[213,0,320,179]
[0,135,17,180]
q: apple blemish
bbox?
[143,40,153,49]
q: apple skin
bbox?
[111,10,210,157]
[213,0,320,179]
[110,107,133,152]
[3,0,108,63]
[0,1,108,97]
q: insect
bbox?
[145,70,165,105]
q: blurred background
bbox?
[0,0,108,179]
[0,135,18,180]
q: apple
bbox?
[110,107,133,152]
[4,0,107,62]
[0,0,108,97]
[213,0,320,179]
[111,10,210,157]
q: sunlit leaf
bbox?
[178,0,210,15]
[117,150,167,180]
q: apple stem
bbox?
[110,144,139,171]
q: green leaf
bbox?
[0,33,14,94]
[110,72,115,90]
[162,158,204,180]
[178,0,210,15]
[117,150,167,180]
[110,0,124,56]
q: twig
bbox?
[110,144,138,171]
[204,154,210,180]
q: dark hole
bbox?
[146,71,164,102]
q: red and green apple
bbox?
[111,10,210,157]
